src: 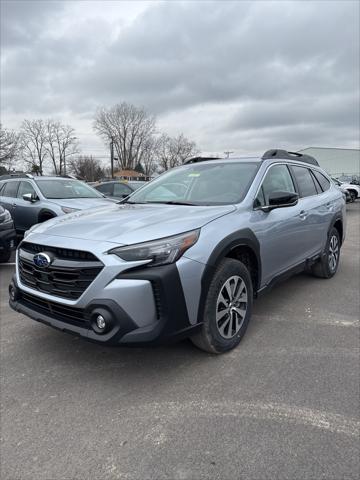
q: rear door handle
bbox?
[299,210,308,219]
[12,203,17,208]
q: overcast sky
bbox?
[1,0,359,159]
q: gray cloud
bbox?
[1,0,359,153]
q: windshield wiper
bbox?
[149,200,197,206]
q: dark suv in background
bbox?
[0,205,16,262]
[0,174,112,234]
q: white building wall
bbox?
[298,147,360,176]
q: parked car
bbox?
[332,177,360,202]
[331,179,351,203]
[9,149,345,354]
[0,174,112,234]
[94,181,135,200]
[337,175,360,186]
[0,205,16,263]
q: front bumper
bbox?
[9,261,202,346]
[0,225,17,252]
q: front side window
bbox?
[291,166,318,197]
[36,179,103,199]
[18,181,37,198]
[255,164,295,207]
[3,181,20,198]
[114,183,132,197]
[128,162,259,206]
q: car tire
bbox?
[349,191,356,202]
[191,258,253,354]
[311,227,341,279]
[0,249,11,263]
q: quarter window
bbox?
[255,164,295,207]
[312,170,331,192]
[2,181,20,198]
[291,166,318,198]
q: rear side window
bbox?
[3,181,20,198]
[312,170,331,192]
[291,166,317,197]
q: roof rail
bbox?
[184,156,221,165]
[262,149,319,166]
[0,173,34,180]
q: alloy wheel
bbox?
[216,275,248,339]
[328,235,339,272]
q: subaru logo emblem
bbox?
[33,252,52,268]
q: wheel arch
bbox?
[329,214,344,246]
[196,229,261,324]
[38,209,57,223]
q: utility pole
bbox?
[110,140,114,179]
[224,151,234,158]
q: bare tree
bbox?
[156,133,198,171]
[45,120,79,175]
[0,124,20,171]
[20,119,48,175]
[141,137,159,178]
[69,155,105,182]
[93,102,156,171]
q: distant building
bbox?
[297,147,360,176]
[113,169,150,181]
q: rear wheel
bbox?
[191,258,253,354]
[349,191,356,202]
[311,227,340,278]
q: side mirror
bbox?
[261,191,299,212]
[23,193,38,203]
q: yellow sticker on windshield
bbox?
[189,173,200,177]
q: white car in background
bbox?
[332,178,360,203]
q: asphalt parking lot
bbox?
[1,203,359,480]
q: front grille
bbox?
[21,292,87,326]
[18,244,103,300]
[20,242,98,261]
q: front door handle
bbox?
[326,202,333,211]
[299,210,308,220]
[12,203,17,208]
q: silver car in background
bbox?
[9,150,346,353]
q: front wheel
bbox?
[191,258,253,354]
[311,227,341,279]
[349,191,356,202]
[0,249,11,263]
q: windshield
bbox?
[127,162,259,206]
[36,179,104,199]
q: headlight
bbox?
[61,207,80,214]
[109,229,200,267]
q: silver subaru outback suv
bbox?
[9,150,346,353]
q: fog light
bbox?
[96,315,106,330]
[9,284,17,301]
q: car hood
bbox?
[47,197,113,209]
[29,203,236,244]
